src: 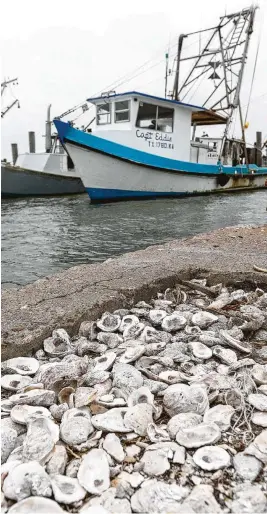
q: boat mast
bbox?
[170,6,257,161]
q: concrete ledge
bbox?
[2,225,267,360]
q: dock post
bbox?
[29,131,36,153]
[11,143,18,165]
[256,132,262,167]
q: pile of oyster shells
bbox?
[1,278,267,514]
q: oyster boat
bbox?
[54,6,267,202]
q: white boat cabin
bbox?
[86,91,226,164]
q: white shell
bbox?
[120,345,145,364]
[252,364,267,385]
[141,448,170,476]
[11,404,52,425]
[1,374,32,392]
[51,474,86,504]
[43,332,71,357]
[3,461,52,501]
[248,394,267,412]
[131,481,189,513]
[212,345,237,365]
[161,313,187,332]
[189,342,212,360]
[193,445,231,470]
[78,448,110,494]
[251,411,267,427]
[233,452,262,481]
[75,387,96,408]
[123,322,145,340]
[2,357,39,376]
[112,363,143,396]
[103,433,125,462]
[1,426,17,463]
[147,423,170,443]
[119,314,139,332]
[9,389,56,407]
[158,370,183,384]
[176,422,221,448]
[149,309,167,325]
[203,404,235,431]
[192,311,218,329]
[231,484,266,514]
[127,386,154,408]
[8,497,64,513]
[92,408,130,432]
[46,444,68,475]
[182,484,222,513]
[245,430,267,463]
[220,329,251,353]
[60,408,93,446]
[163,384,209,417]
[94,352,116,371]
[167,413,203,439]
[97,312,121,332]
[97,332,123,348]
[124,403,154,436]
[22,417,59,464]
[259,385,267,396]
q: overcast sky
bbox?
[1,0,266,159]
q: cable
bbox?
[244,19,262,123]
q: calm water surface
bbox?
[2,191,266,288]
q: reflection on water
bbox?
[1,191,266,287]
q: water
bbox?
[1,191,266,288]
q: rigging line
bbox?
[244,20,262,123]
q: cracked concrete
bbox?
[2,224,267,360]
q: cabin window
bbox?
[96,103,111,125]
[115,100,130,123]
[136,102,174,132]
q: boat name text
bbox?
[136,130,174,150]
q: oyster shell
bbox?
[119,314,139,332]
[120,345,145,364]
[51,474,86,504]
[182,484,222,513]
[220,330,251,353]
[9,389,56,407]
[203,404,235,431]
[131,480,189,513]
[161,313,187,332]
[163,384,209,417]
[1,425,17,463]
[212,345,237,365]
[1,374,32,392]
[192,311,218,329]
[22,417,59,464]
[244,430,267,463]
[248,394,267,412]
[3,461,52,501]
[97,312,121,332]
[92,408,130,432]
[124,403,154,436]
[127,386,154,408]
[60,407,93,446]
[1,357,39,376]
[103,433,125,462]
[189,342,212,360]
[11,404,52,425]
[193,445,230,470]
[233,452,262,481]
[149,309,168,326]
[112,363,143,396]
[97,332,123,348]
[251,412,267,427]
[94,352,116,371]
[46,444,68,475]
[8,497,64,513]
[77,448,110,494]
[176,422,221,448]
[167,413,203,439]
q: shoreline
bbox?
[2,224,267,360]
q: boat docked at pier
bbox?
[1,104,84,197]
[54,5,267,202]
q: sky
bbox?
[1,0,267,160]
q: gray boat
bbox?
[1,101,85,197]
